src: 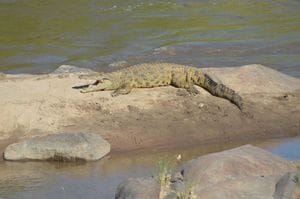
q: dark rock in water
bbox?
[115,177,159,199]
[108,60,128,68]
[273,171,299,199]
[52,65,95,74]
[4,132,110,161]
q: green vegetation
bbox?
[296,174,300,198]
[156,156,196,199]
[295,174,300,199]
[293,162,300,199]
[157,159,174,199]
[176,183,196,199]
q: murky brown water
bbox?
[0,0,300,77]
[0,136,299,199]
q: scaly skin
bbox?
[77,63,243,111]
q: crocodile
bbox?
[74,63,243,111]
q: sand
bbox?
[0,64,299,154]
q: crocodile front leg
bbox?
[80,85,101,93]
[78,80,102,93]
[111,85,132,97]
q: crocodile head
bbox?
[80,77,114,93]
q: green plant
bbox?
[294,172,300,199]
[157,159,174,199]
[176,182,196,199]
[156,155,197,199]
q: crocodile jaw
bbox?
[80,78,114,93]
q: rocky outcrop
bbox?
[115,145,296,199]
[4,132,110,161]
[52,65,95,74]
[178,145,295,199]
[181,144,293,185]
[0,64,299,151]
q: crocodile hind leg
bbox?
[186,84,200,95]
[171,73,199,95]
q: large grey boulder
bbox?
[196,175,279,199]
[4,132,110,161]
[178,144,295,199]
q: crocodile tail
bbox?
[203,74,243,111]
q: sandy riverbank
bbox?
[0,64,299,154]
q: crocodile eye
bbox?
[92,80,100,85]
[95,78,108,84]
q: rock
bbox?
[4,132,110,161]
[203,64,300,93]
[197,175,279,199]
[52,65,95,74]
[0,64,300,150]
[114,145,296,198]
[153,46,176,55]
[198,103,205,108]
[178,145,295,198]
[115,177,159,199]
[108,61,128,68]
[273,171,299,199]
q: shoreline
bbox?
[0,64,299,153]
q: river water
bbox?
[0,1,300,198]
[0,136,299,199]
[0,0,300,77]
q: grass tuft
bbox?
[156,155,196,199]
[157,159,174,199]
